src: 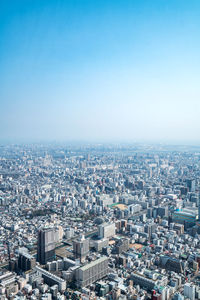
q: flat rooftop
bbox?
[79,256,108,271]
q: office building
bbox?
[98,223,115,239]
[199,193,200,221]
[157,206,168,218]
[184,283,195,300]
[131,273,156,290]
[186,179,195,192]
[113,238,129,254]
[172,208,198,228]
[18,248,36,272]
[73,235,89,263]
[35,266,66,292]
[37,228,55,265]
[75,256,109,288]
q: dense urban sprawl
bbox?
[0,144,200,300]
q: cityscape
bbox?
[0,143,200,299]
[1,0,200,299]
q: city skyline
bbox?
[1,0,200,143]
[0,143,200,299]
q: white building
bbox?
[98,223,116,239]
[184,283,195,300]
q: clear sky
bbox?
[0,0,200,144]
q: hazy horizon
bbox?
[1,0,200,143]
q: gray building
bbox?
[37,228,55,265]
[35,266,66,292]
[75,256,109,288]
[18,248,36,272]
[131,273,156,290]
[98,223,116,239]
[73,235,89,263]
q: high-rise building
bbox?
[198,193,200,221]
[186,179,195,192]
[18,248,36,271]
[184,283,195,300]
[173,293,184,300]
[75,256,109,287]
[157,206,168,218]
[145,223,156,240]
[54,226,64,243]
[73,235,89,263]
[98,223,116,239]
[37,228,55,265]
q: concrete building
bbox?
[186,179,195,192]
[98,223,116,239]
[172,208,198,228]
[113,238,129,254]
[90,238,109,252]
[37,228,56,265]
[131,273,156,290]
[18,248,36,272]
[184,283,195,300]
[35,266,66,292]
[73,235,89,263]
[75,256,109,287]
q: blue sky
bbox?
[0,0,200,143]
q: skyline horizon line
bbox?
[1,138,200,147]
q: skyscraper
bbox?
[37,228,55,265]
[18,248,36,271]
[184,283,195,300]
[73,235,89,263]
[186,179,195,192]
[198,192,200,222]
